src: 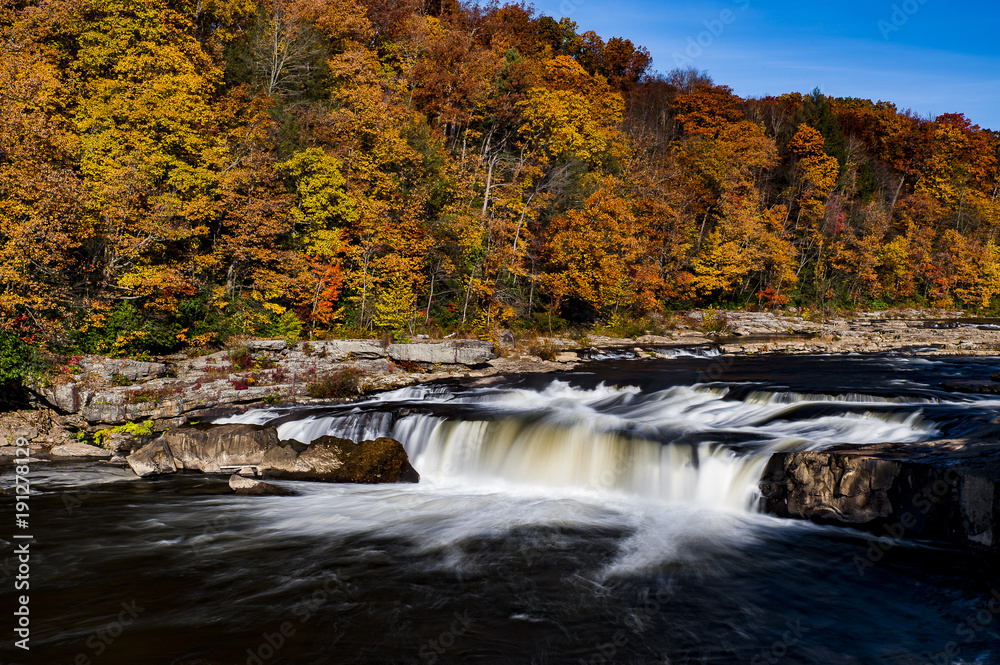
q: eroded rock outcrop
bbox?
[127,439,178,477]
[162,424,279,473]
[760,445,1000,555]
[22,339,499,439]
[127,424,419,484]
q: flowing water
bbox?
[5,354,1000,664]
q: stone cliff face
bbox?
[760,444,999,555]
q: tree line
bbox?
[2,0,998,367]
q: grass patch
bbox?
[700,310,733,335]
[306,368,367,399]
[227,345,254,371]
[94,420,155,448]
[254,355,277,369]
[124,386,182,404]
[526,339,558,361]
[110,373,132,386]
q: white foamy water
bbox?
[654,346,722,359]
[216,379,937,510]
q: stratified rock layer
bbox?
[387,340,495,366]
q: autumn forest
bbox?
[3,0,1000,373]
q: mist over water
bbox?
[13,355,1000,665]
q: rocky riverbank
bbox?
[2,339,501,455]
[5,308,1000,457]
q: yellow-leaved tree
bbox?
[544,176,659,316]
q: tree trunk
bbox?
[425,270,436,325]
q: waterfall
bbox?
[216,380,936,510]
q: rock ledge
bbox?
[127,424,419,485]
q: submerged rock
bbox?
[940,380,1000,394]
[228,474,296,496]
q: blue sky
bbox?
[529,0,1000,130]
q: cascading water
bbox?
[217,378,936,510]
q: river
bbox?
[6,353,1000,664]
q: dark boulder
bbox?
[127,423,419,484]
[941,380,1000,394]
[267,435,420,483]
[760,443,999,556]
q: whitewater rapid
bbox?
[216,379,937,510]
